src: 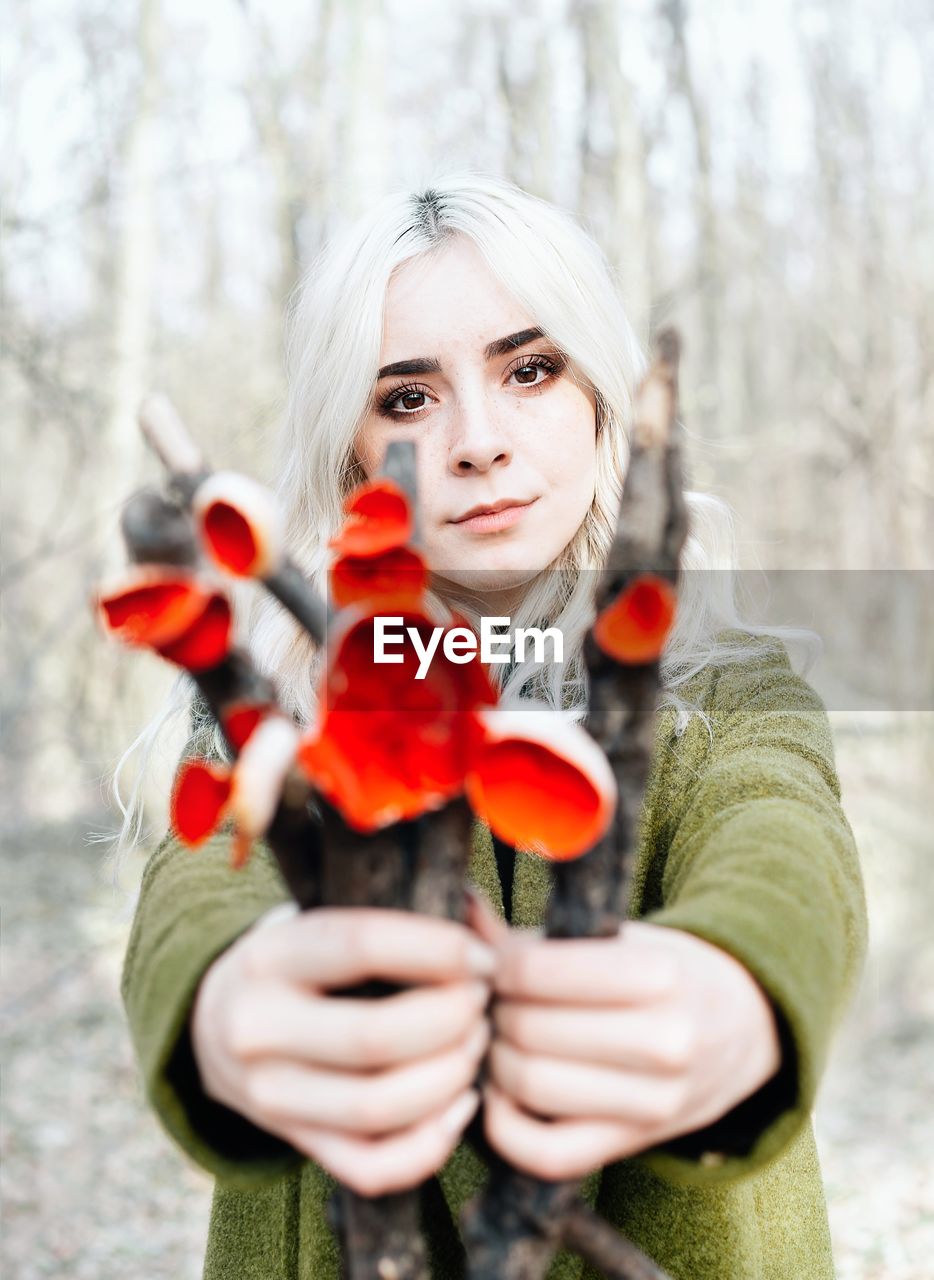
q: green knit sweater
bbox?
[120,632,868,1279]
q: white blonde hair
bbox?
[99,169,818,891]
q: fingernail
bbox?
[441,1089,479,1137]
[467,941,497,977]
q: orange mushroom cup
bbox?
[465,706,617,861]
[592,573,676,665]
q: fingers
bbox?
[290,1089,480,1198]
[464,886,510,947]
[243,1021,490,1134]
[241,907,497,988]
[488,1040,685,1126]
[482,1082,634,1182]
[228,978,490,1068]
[494,924,679,1005]
[493,1001,694,1075]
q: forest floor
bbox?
[2,714,932,1279]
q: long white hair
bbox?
[99,169,818,890]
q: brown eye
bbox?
[376,382,434,418]
[506,353,566,391]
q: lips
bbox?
[451,498,535,523]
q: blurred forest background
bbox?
[2,0,932,1277]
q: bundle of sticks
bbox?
[96,329,687,1279]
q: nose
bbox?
[447,390,513,475]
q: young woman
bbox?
[117,172,868,1280]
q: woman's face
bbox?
[355,237,598,613]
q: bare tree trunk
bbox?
[235,0,338,300]
[658,0,720,438]
[490,13,557,200]
[805,30,884,568]
[74,0,167,816]
[101,0,162,574]
[338,0,389,222]
[574,0,654,343]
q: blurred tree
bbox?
[1,0,931,833]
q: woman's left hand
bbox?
[465,890,783,1181]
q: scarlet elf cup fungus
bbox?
[170,760,232,846]
[192,471,287,578]
[327,476,413,557]
[464,706,616,860]
[329,545,428,610]
[187,465,327,646]
[225,715,302,868]
[155,593,232,670]
[291,475,496,830]
[170,715,301,867]
[592,572,676,665]
[296,470,618,856]
[96,566,233,672]
[297,603,497,831]
[221,701,275,751]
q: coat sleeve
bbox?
[120,719,304,1189]
[634,633,869,1186]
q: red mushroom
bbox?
[297,605,495,830]
[328,477,412,557]
[96,566,232,671]
[464,706,617,861]
[329,545,428,611]
[592,573,676,665]
[170,759,232,846]
[192,472,286,579]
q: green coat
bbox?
[121,632,868,1279]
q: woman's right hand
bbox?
[190,903,495,1197]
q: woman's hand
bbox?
[466,890,782,1182]
[190,903,495,1197]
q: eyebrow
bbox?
[376,327,546,380]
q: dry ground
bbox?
[2,714,931,1278]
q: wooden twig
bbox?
[317,441,475,1280]
[459,329,688,1279]
[137,393,328,645]
[117,483,325,906]
[121,415,454,1280]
